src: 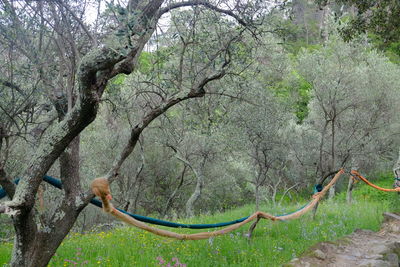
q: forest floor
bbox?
[287,212,400,267]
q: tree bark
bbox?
[59,137,81,197]
[346,162,358,203]
[168,147,209,218]
[186,162,205,217]
[394,148,400,179]
[312,202,319,220]
[394,148,400,190]
[346,175,354,204]
[255,184,260,211]
[328,117,336,200]
[163,165,187,217]
[11,206,81,267]
[328,184,335,199]
[8,1,164,265]
[247,216,261,240]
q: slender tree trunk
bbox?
[328,182,336,200]
[270,177,282,207]
[247,216,261,240]
[318,2,330,43]
[393,148,400,190]
[346,176,354,204]
[133,176,144,213]
[328,118,336,199]
[271,186,277,207]
[312,202,319,220]
[394,148,400,179]
[128,141,145,213]
[163,165,186,217]
[186,164,205,217]
[317,121,329,178]
[346,161,358,203]
[255,184,260,211]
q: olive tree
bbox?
[298,38,400,197]
[230,88,295,210]
[319,0,400,191]
[0,1,269,266]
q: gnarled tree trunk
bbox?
[6,1,163,265]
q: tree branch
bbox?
[0,79,26,96]
[55,0,97,47]
[318,169,340,185]
[104,69,228,184]
[158,1,248,27]
[9,44,130,212]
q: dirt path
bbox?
[286,213,400,267]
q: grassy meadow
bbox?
[0,175,397,267]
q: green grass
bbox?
[0,242,12,265]
[336,172,397,202]
[1,174,397,266]
[0,200,389,267]
[335,172,400,212]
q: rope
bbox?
[350,170,400,192]
[3,168,397,241]
[0,176,249,229]
[0,175,328,229]
[0,169,345,238]
[92,169,345,240]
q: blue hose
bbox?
[0,175,313,229]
